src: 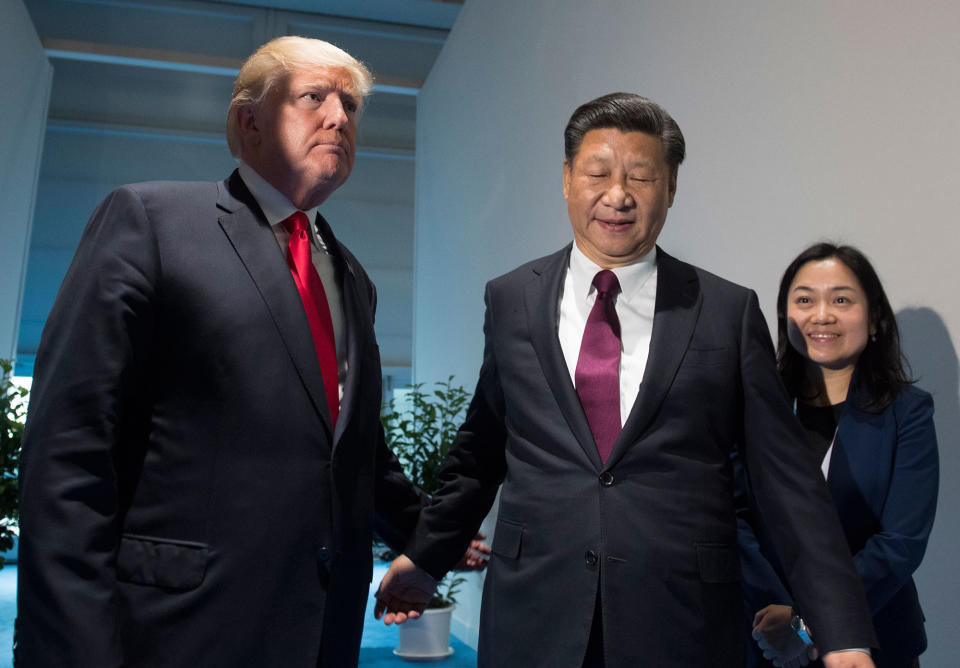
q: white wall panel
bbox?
[0,0,53,360]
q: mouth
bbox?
[595,218,634,230]
[806,332,840,342]
[315,141,346,153]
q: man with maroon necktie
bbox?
[375,93,877,668]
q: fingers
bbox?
[374,554,436,624]
[377,598,425,625]
[471,539,492,556]
[455,534,492,570]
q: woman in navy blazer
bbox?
[739,242,939,668]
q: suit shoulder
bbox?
[894,384,934,413]
[662,251,754,301]
[120,179,217,197]
[96,181,219,218]
[121,180,218,204]
[486,247,569,292]
[692,264,750,295]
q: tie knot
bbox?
[282,211,310,236]
[592,270,621,298]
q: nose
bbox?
[320,93,349,130]
[601,180,634,209]
[812,301,835,323]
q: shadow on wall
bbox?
[896,307,958,662]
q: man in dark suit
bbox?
[375,93,878,667]
[16,36,429,667]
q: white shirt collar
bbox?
[238,162,321,239]
[569,242,657,303]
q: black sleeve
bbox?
[17,186,159,666]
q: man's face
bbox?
[240,66,359,209]
[563,128,677,268]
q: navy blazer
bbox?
[739,382,939,667]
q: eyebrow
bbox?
[578,156,655,169]
[297,80,357,96]
[791,285,857,292]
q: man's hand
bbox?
[752,605,817,667]
[454,532,491,571]
[822,650,875,668]
[753,604,793,633]
[374,554,437,625]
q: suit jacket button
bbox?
[585,550,599,567]
[317,546,332,563]
[599,472,614,487]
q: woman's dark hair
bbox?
[564,93,685,170]
[776,242,911,411]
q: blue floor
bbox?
[0,563,477,667]
[0,567,13,668]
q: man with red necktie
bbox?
[16,36,451,667]
[375,93,878,668]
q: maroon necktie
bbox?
[282,211,339,425]
[575,270,622,463]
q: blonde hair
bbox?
[226,36,373,157]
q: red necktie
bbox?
[575,270,622,463]
[282,211,339,425]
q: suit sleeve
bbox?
[733,441,794,616]
[736,290,877,653]
[403,285,508,579]
[17,186,159,667]
[354,281,426,552]
[373,420,428,552]
[853,390,939,612]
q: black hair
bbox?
[563,93,685,169]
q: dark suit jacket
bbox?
[16,172,422,667]
[404,245,876,668]
[739,382,938,668]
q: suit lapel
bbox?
[316,213,372,450]
[216,172,335,438]
[524,245,604,470]
[607,248,702,467]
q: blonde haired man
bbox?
[17,36,426,667]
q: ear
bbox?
[562,159,571,200]
[667,167,678,208]
[236,105,260,147]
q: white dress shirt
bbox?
[238,162,347,401]
[558,242,658,425]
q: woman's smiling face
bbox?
[786,257,875,373]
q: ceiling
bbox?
[215,0,462,30]
[26,0,464,151]
[15,0,464,376]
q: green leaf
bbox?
[0,359,27,569]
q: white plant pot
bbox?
[393,604,455,663]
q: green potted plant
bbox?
[380,377,470,662]
[0,359,27,568]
